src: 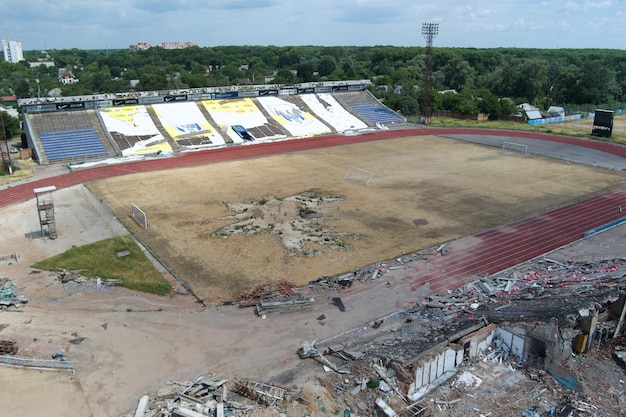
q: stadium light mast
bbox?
[421,22,439,123]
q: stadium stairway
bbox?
[144,105,181,151]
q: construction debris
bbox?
[0,279,28,309]
[125,374,262,417]
[0,339,18,355]
[238,279,297,308]
[255,295,314,315]
[233,379,287,406]
[119,245,625,417]
[0,253,19,264]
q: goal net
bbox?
[131,203,147,228]
[344,167,376,187]
[502,141,528,155]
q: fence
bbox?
[563,103,626,116]
[434,110,489,121]
[544,252,626,264]
[0,355,74,371]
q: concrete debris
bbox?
[256,295,314,315]
[123,249,626,417]
[127,374,264,417]
[134,394,149,417]
[614,348,626,369]
[308,251,429,291]
[0,279,28,309]
[51,349,67,360]
[53,269,87,284]
[375,397,398,417]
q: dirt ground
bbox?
[1,134,626,417]
[88,135,626,303]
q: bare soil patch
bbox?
[87,135,626,302]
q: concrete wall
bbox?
[408,324,496,397]
[494,326,526,359]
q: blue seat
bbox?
[351,102,404,124]
[39,128,108,161]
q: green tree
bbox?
[440,56,475,91]
[13,78,31,98]
[137,73,167,91]
[272,68,296,84]
[318,56,337,77]
[342,60,356,79]
[295,62,316,82]
[0,112,21,139]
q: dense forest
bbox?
[1,45,625,127]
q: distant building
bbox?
[29,60,55,68]
[129,41,196,52]
[160,41,196,50]
[2,39,24,63]
[547,106,565,118]
[129,42,151,52]
[58,70,76,85]
[518,103,543,120]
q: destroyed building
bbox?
[296,256,626,416]
[125,254,626,417]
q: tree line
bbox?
[1,45,625,127]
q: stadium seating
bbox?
[350,102,404,124]
[39,128,108,162]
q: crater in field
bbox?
[209,189,366,255]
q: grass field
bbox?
[32,235,172,295]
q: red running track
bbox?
[2,128,625,293]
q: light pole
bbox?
[421,22,439,123]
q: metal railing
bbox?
[0,355,74,371]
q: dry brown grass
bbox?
[87,134,626,302]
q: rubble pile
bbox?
[307,252,432,292]
[0,278,28,309]
[481,258,626,322]
[387,257,626,324]
[238,280,297,308]
[54,269,87,284]
[124,374,311,417]
[292,255,626,417]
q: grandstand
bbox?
[18,81,406,165]
[25,110,115,163]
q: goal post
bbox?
[344,167,376,187]
[502,141,528,155]
[131,203,147,228]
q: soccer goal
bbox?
[131,203,147,228]
[502,141,528,155]
[344,167,376,187]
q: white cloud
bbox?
[0,0,624,50]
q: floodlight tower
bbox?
[421,22,439,123]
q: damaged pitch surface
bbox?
[87,135,626,302]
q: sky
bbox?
[1,0,625,51]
